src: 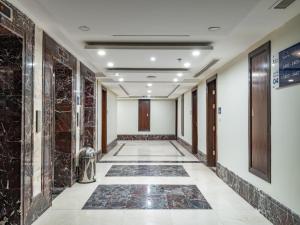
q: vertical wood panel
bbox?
[138,99,150,131]
[181,95,184,136]
[249,41,271,182]
[192,89,198,154]
[101,88,107,153]
[207,78,217,167]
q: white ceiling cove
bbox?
[9,0,300,98]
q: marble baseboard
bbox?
[118,134,176,141]
[216,163,300,225]
[177,137,192,152]
[197,151,207,163]
[107,139,118,152]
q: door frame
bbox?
[191,87,198,154]
[206,75,217,167]
[101,87,107,153]
[248,41,271,182]
[138,99,151,131]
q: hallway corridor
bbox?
[32,141,271,225]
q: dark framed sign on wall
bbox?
[279,42,300,87]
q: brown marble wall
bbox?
[0,1,36,224]
[54,63,73,189]
[42,33,77,207]
[80,63,95,149]
[118,135,176,141]
[216,163,300,225]
[0,26,23,225]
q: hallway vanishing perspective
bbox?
[32,141,272,225]
[0,0,300,225]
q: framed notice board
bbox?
[279,42,300,87]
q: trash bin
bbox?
[78,147,96,183]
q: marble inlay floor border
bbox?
[113,141,185,157]
[98,160,201,163]
[82,184,211,210]
[105,165,190,177]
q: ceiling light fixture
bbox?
[173,78,178,82]
[78,25,90,31]
[150,57,156,62]
[147,90,152,93]
[107,62,114,67]
[208,26,221,31]
[192,50,201,57]
[97,50,106,56]
[118,77,124,82]
[177,73,183,77]
[115,73,119,76]
[288,79,294,83]
[184,62,191,68]
[147,83,153,87]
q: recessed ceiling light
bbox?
[177,73,183,77]
[288,79,294,83]
[147,90,152,93]
[147,83,152,87]
[115,73,119,76]
[118,77,124,82]
[78,25,90,31]
[97,50,106,56]
[173,78,178,82]
[192,50,201,57]
[150,57,156,62]
[107,62,114,67]
[184,62,191,68]
[208,26,221,31]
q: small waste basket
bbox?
[78,147,96,183]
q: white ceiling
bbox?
[9,0,300,98]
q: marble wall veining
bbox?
[0,1,36,224]
[42,33,77,205]
[80,63,96,149]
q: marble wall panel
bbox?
[42,34,77,206]
[80,63,95,149]
[0,1,37,224]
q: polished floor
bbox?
[33,141,272,225]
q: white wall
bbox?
[117,99,176,135]
[177,91,192,144]
[215,15,300,215]
[107,90,118,144]
[197,81,207,154]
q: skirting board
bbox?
[177,137,207,163]
[216,163,300,225]
[118,135,176,141]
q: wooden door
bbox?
[192,89,198,154]
[101,88,107,153]
[138,99,150,131]
[249,41,271,182]
[175,99,178,138]
[207,78,217,167]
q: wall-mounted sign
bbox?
[279,42,300,87]
[0,1,12,21]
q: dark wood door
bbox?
[207,78,217,167]
[192,89,198,154]
[175,99,178,138]
[249,42,271,182]
[101,88,107,153]
[138,99,150,131]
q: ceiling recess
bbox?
[106,68,189,73]
[194,59,219,78]
[85,41,213,50]
[112,34,191,37]
[271,0,296,9]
